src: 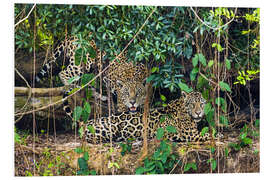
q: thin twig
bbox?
[199,71,218,86]
[15,4,36,27]
[14,68,32,123]
[190,7,237,31]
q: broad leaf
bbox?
[135,167,145,175]
[219,81,232,92]
[192,54,199,67]
[166,126,177,133]
[201,127,209,136]
[204,103,212,115]
[178,82,193,93]
[208,60,214,67]
[67,76,80,85]
[225,59,231,70]
[160,94,167,102]
[73,106,83,121]
[81,73,95,86]
[156,128,164,140]
[198,53,207,66]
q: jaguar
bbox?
[84,91,216,144]
[35,35,148,116]
[103,55,148,112]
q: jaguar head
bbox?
[117,80,146,112]
[182,91,206,122]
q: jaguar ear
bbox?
[116,80,124,88]
[181,91,188,98]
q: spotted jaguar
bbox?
[35,34,148,116]
[84,91,218,143]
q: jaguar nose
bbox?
[195,111,201,116]
[130,99,136,105]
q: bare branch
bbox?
[190,7,237,31]
[15,4,36,27]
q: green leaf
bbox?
[87,125,95,134]
[197,75,208,90]
[161,152,168,164]
[240,132,247,140]
[225,147,229,157]
[215,97,227,112]
[204,103,212,115]
[151,67,159,73]
[212,43,224,52]
[156,161,164,173]
[81,73,95,86]
[242,137,252,145]
[75,48,85,66]
[255,119,260,128]
[67,76,80,85]
[219,115,229,126]
[75,147,83,154]
[68,87,80,95]
[184,162,197,172]
[225,59,231,70]
[178,82,193,93]
[160,94,167,102]
[201,127,209,136]
[85,87,93,99]
[219,81,232,92]
[215,97,225,107]
[87,45,96,59]
[83,151,89,161]
[73,106,83,121]
[210,159,217,171]
[208,60,214,67]
[166,126,177,133]
[211,127,217,138]
[198,53,207,66]
[83,102,91,113]
[159,115,167,123]
[78,157,88,171]
[192,54,199,67]
[79,126,84,138]
[81,102,91,122]
[190,67,199,81]
[135,167,145,174]
[156,128,165,140]
[15,131,21,144]
[146,74,156,83]
[206,109,215,126]
[210,147,216,154]
[81,109,90,123]
[108,162,120,169]
[90,170,97,175]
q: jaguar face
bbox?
[117,80,146,112]
[182,91,206,122]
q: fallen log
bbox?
[15,86,65,97]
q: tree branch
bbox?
[15,4,36,27]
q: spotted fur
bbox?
[84,91,212,143]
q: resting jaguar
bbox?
[35,34,147,115]
[84,91,215,143]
